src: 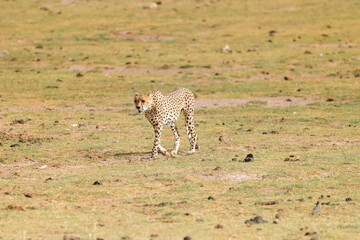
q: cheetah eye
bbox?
[141,100,145,103]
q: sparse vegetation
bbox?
[0,0,359,239]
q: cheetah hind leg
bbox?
[185,124,197,155]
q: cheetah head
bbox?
[134,93,152,113]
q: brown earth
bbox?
[195,96,325,108]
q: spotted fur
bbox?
[134,88,198,159]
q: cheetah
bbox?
[134,88,198,159]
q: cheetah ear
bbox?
[135,93,139,97]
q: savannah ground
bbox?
[0,0,359,239]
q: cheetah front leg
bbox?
[151,124,167,159]
[170,124,180,156]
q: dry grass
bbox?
[0,0,359,239]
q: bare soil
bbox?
[1,96,326,114]
[204,173,265,182]
[66,65,248,75]
[195,96,325,108]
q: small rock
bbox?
[218,135,231,142]
[326,97,335,102]
[244,154,253,162]
[222,45,232,53]
[76,72,85,77]
[121,236,132,240]
[300,226,308,231]
[345,197,352,201]
[273,219,279,224]
[231,158,237,161]
[93,181,103,185]
[184,237,191,240]
[311,201,322,215]
[208,196,215,200]
[284,76,291,80]
[7,204,25,211]
[214,166,221,171]
[245,219,255,225]
[214,224,223,229]
[304,50,312,54]
[254,216,265,224]
[305,232,317,236]
[269,30,277,36]
[256,200,278,205]
[10,144,20,148]
[38,165,48,169]
[12,119,26,124]
[24,194,33,198]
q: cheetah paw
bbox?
[187,150,196,155]
[159,151,168,156]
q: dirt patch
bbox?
[0,131,46,145]
[310,43,358,48]
[2,96,326,114]
[299,172,334,180]
[251,7,300,13]
[103,66,181,75]
[112,31,174,42]
[291,43,358,48]
[57,0,77,5]
[256,186,288,193]
[195,96,325,108]
[1,104,133,113]
[66,65,248,75]
[204,173,264,183]
[222,146,248,151]
[0,161,37,173]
